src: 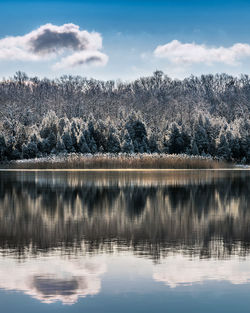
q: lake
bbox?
[0,170,250,313]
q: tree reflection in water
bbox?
[0,170,249,260]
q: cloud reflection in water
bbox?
[0,253,106,304]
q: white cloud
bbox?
[53,50,108,70]
[154,40,250,65]
[0,23,108,68]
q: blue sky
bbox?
[0,0,250,80]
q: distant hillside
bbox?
[0,71,249,163]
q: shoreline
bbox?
[0,167,250,172]
[0,153,233,170]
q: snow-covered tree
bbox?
[0,135,6,160]
[121,130,134,153]
[217,134,231,161]
[107,130,121,153]
[78,132,91,153]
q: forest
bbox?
[0,70,249,163]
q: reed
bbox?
[1,153,230,169]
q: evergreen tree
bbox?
[41,139,51,155]
[242,136,250,162]
[14,124,28,153]
[93,120,108,152]
[62,130,74,152]
[148,133,159,153]
[107,130,121,153]
[0,135,6,160]
[217,134,231,161]
[180,127,191,153]
[71,119,81,151]
[40,111,58,139]
[58,116,68,135]
[84,129,97,153]
[162,135,169,153]
[191,139,199,155]
[121,130,134,153]
[5,137,15,160]
[48,132,57,151]
[168,123,184,154]
[193,116,209,154]
[78,133,91,153]
[204,117,216,155]
[55,138,66,153]
[126,115,149,153]
[22,142,38,159]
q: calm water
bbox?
[0,170,250,313]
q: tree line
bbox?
[0,71,249,162]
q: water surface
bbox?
[0,170,250,312]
